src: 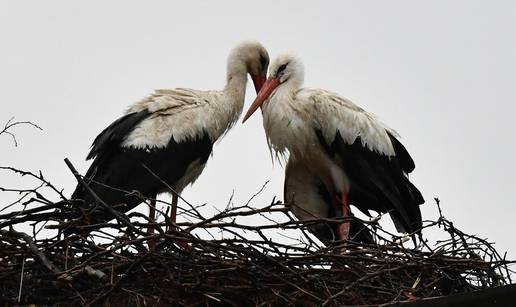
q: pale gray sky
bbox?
[1,1,515,257]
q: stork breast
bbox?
[263,100,316,156]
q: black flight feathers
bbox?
[315,129,424,234]
[70,109,214,228]
[387,132,415,173]
[86,109,152,161]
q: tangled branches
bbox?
[0,161,513,306]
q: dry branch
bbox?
[0,161,513,306]
[0,117,42,146]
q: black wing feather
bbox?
[73,132,212,222]
[71,109,213,229]
[86,110,151,160]
[316,130,424,233]
[387,131,415,173]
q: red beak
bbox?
[242,77,280,123]
[251,74,267,94]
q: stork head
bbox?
[228,41,270,93]
[242,54,304,123]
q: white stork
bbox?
[71,41,269,233]
[242,54,424,243]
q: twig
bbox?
[0,117,42,147]
[17,256,25,303]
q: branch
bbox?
[0,117,42,146]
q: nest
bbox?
[0,161,513,306]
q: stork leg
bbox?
[167,192,179,232]
[325,184,351,242]
[167,192,190,250]
[147,198,157,250]
[336,192,350,241]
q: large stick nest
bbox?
[0,162,513,306]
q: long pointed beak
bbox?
[242,77,280,123]
[251,74,267,94]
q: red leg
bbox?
[167,192,178,232]
[171,192,178,224]
[336,192,350,241]
[147,198,157,250]
[168,192,190,250]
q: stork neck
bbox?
[223,59,248,105]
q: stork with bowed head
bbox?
[242,54,424,243]
[70,42,269,240]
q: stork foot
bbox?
[337,223,350,241]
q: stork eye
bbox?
[277,63,288,75]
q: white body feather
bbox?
[123,88,243,149]
[284,159,330,220]
[263,87,396,159]
[262,84,397,194]
[117,81,246,195]
[120,40,269,151]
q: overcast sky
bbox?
[1,1,515,258]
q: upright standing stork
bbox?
[242,54,424,243]
[71,41,269,234]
